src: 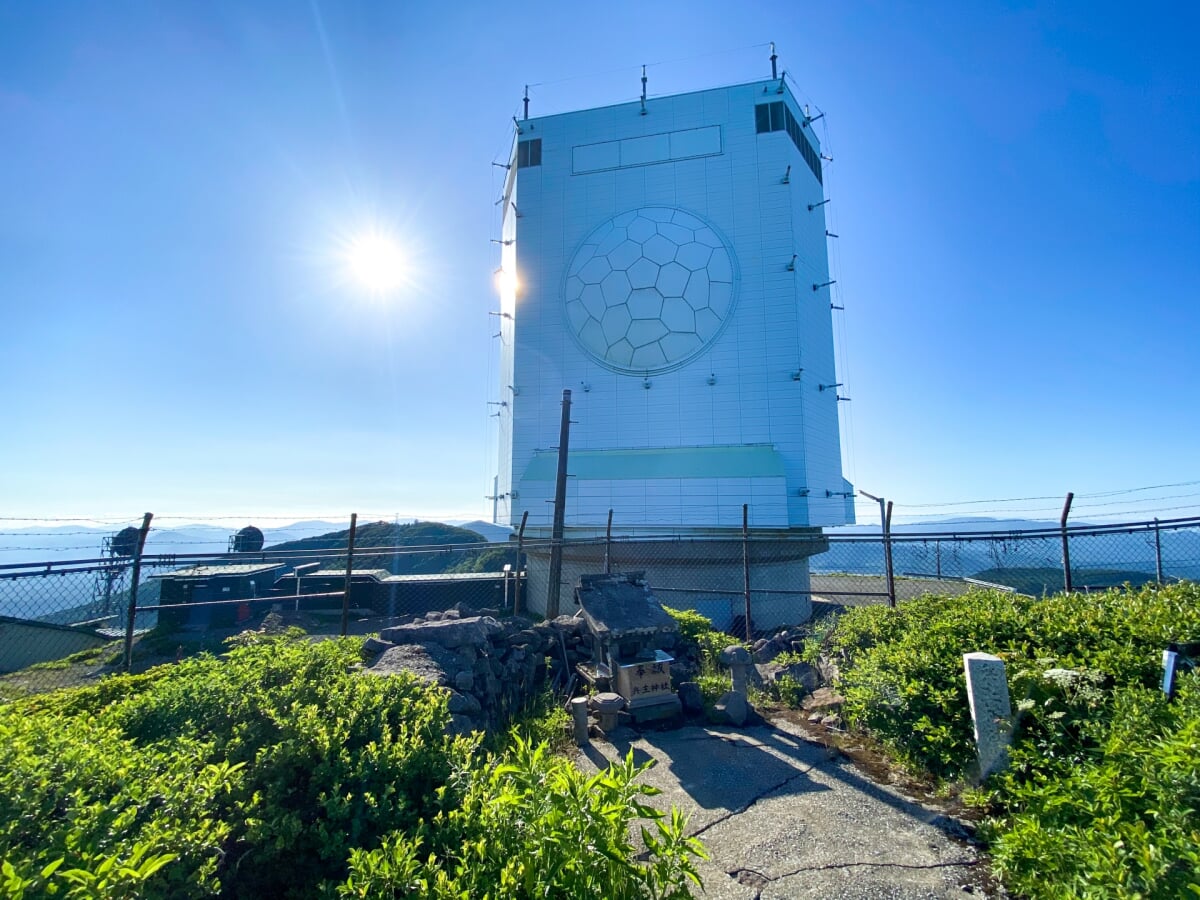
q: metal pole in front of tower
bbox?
[742,503,753,641]
[546,389,572,619]
[770,42,778,80]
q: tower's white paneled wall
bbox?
[495,80,853,533]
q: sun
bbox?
[346,231,407,294]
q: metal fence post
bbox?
[340,513,358,637]
[546,389,572,620]
[514,510,528,616]
[742,503,752,642]
[859,490,894,606]
[884,500,896,607]
[1154,517,1163,584]
[122,512,154,672]
[1060,492,1074,593]
[604,508,613,575]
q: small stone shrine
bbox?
[575,572,681,723]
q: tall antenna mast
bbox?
[770,41,777,80]
[523,85,529,120]
[640,64,648,115]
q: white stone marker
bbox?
[963,652,1012,779]
[570,696,590,746]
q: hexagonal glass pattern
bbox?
[562,207,737,373]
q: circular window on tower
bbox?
[562,207,737,374]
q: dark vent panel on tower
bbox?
[754,101,822,185]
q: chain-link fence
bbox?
[2,514,1198,697]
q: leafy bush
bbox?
[0,634,473,898]
[819,582,1200,899]
[983,679,1200,899]
[1,632,707,899]
[662,606,718,646]
[339,736,706,899]
[664,606,745,711]
[489,686,572,754]
[824,584,1200,778]
[773,673,808,708]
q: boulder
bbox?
[752,636,793,664]
[380,616,503,649]
[714,690,749,726]
[774,661,820,695]
[548,615,585,636]
[361,636,393,656]
[367,643,462,687]
[802,687,845,712]
[815,656,839,684]
[454,670,474,692]
[456,647,478,670]
[447,690,482,716]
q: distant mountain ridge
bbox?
[265,520,497,577]
[447,520,515,542]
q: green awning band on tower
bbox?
[521,445,787,481]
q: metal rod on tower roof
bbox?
[640,65,647,115]
[523,85,529,120]
[770,42,777,80]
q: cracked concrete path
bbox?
[576,719,995,900]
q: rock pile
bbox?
[362,605,590,735]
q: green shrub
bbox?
[664,606,747,714]
[819,582,1200,899]
[1,634,474,899]
[773,674,808,708]
[492,686,572,754]
[0,713,235,899]
[339,735,706,899]
[663,606,745,672]
[984,678,1200,899]
[2,632,708,899]
[662,606,715,646]
[828,584,1200,778]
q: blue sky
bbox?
[1,0,1197,527]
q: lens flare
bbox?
[347,232,406,294]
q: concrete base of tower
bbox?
[521,532,828,633]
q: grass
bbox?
[24,642,120,671]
